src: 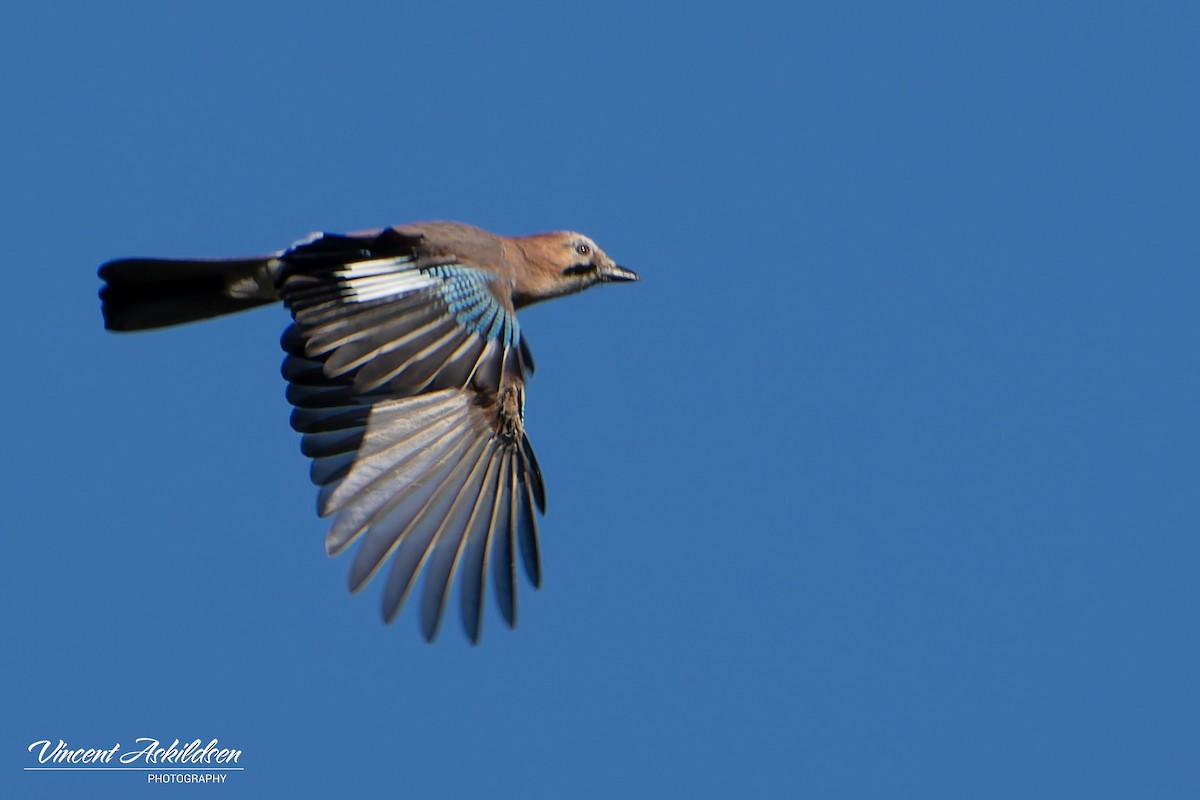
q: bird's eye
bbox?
[575,243,591,256]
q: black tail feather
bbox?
[99,256,277,332]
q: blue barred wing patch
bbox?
[424,264,519,347]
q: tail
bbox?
[98,255,280,332]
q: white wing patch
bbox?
[336,257,438,303]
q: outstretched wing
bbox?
[277,230,546,643]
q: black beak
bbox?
[604,264,640,283]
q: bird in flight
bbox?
[98,221,639,643]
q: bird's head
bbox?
[512,231,639,306]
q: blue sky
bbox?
[4,1,1199,797]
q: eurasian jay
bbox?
[98,221,639,643]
